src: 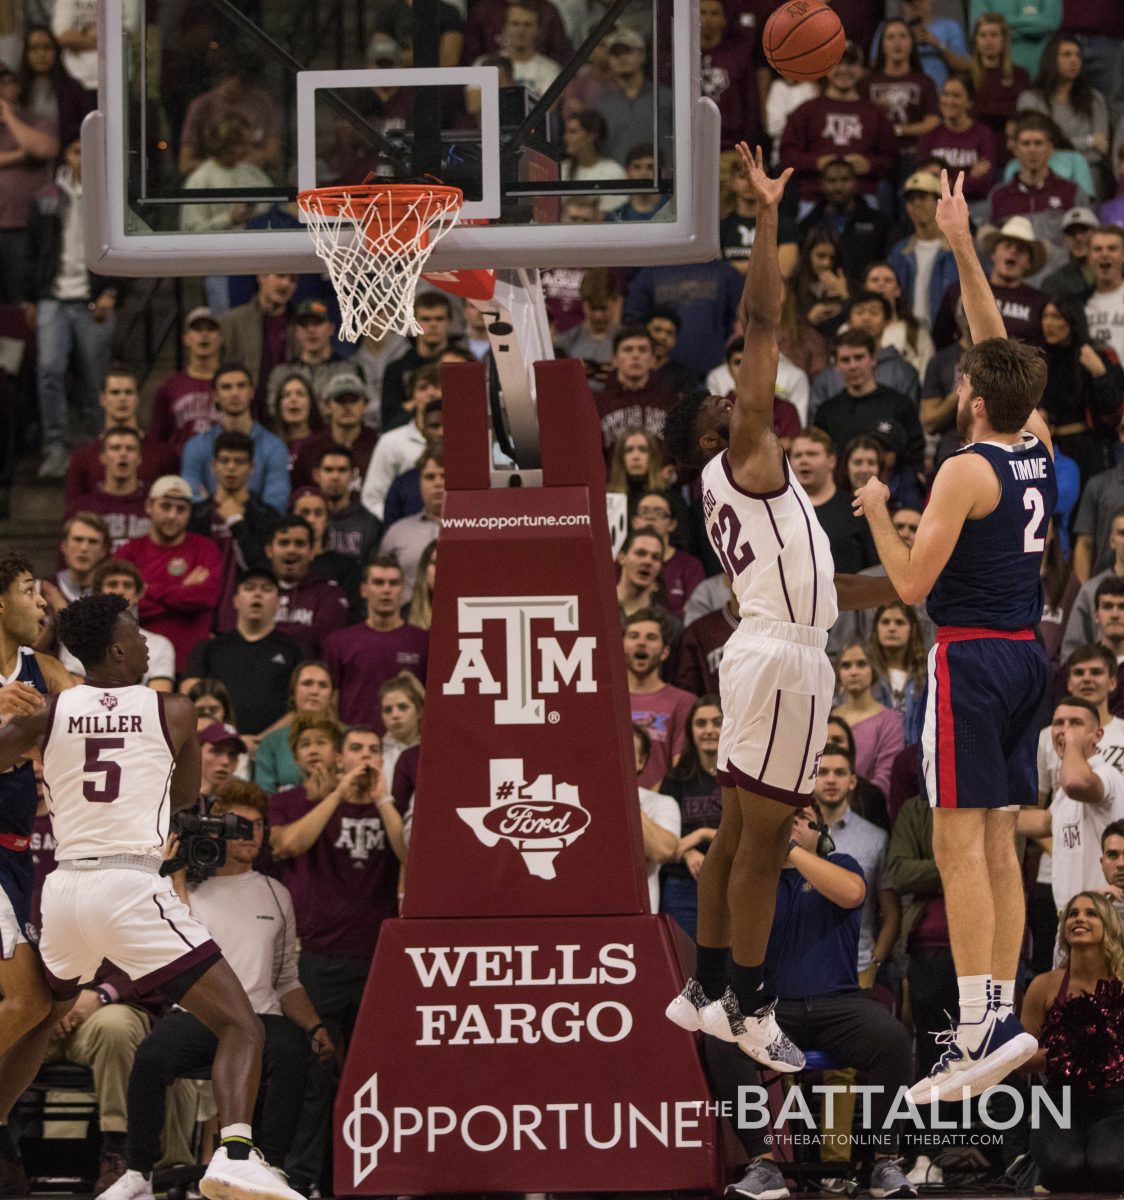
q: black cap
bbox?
[237,566,279,589]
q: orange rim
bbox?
[296,183,463,219]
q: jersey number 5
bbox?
[710,504,756,579]
[1023,488,1047,553]
[83,737,124,803]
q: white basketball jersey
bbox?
[41,685,175,860]
[700,451,838,630]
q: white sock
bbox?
[958,974,991,1028]
[992,978,1015,1018]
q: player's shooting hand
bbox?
[0,681,45,717]
[935,170,971,244]
[852,477,891,519]
[735,141,792,210]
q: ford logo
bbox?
[481,802,592,839]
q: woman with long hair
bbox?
[660,695,722,941]
[380,672,424,784]
[16,24,92,145]
[862,18,939,159]
[606,427,667,515]
[862,261,935,379]
[793,226,849,340]
[825,716,890,830]
[253,660,337,793]
[1021,891,1124,1193]
[270,373,324,468]
[187,678,237,728]
[777,283,830,377]
[1018,33,1110,188]
[1040,295,1122,486]
[560,109,627,212]
[831,643,905,797]
[969,13,1029,155]
[868,602,928,745]
[407,539,438,631]
[916,72,996,199]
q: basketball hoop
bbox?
[297,183,465,341]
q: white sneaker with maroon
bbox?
[200,1147,305,1200]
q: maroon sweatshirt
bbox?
[780,95,897,200]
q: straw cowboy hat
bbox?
[976,215,1048,275]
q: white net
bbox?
[298,186,463,342]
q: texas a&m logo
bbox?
[442,596,596,725]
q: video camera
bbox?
[160,811,256,877]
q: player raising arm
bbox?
[854,170,1051,1102]
[0,594,304,1200]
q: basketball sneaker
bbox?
[665,978,711,1031]
[97,1169,154,1200]
[200,1147,306,1200]
[700,988,805,1072]
[907,1011,1037,1104]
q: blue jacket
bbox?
[887,237,962,332]
[181,422,291,513]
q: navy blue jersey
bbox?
[0,648,49,840]
[927,436,1057,631]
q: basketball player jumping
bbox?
[854,172,1051,1101]
[0,593,304,1200]
[663,145,895,1069]
[0,555,73,1189]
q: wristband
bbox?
[95,987,113,1006]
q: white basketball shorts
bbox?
[716,617,835,807]
[39,865,219,999]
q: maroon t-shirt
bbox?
[661,549,705,618]
[916,122,996,199]
[65,437,179,513]
[973,65,1030,156]
[275,575,351,658]
[676,604,738,697]
[780,96,897,200]
[542,267,585,334]
[269,786,402,958]
[291,427,379,495]
[932,280,1046,349]
[596,377,677,453]
[860,71,938,151]
[989,173,1080,224]
[702,36,761,150]
[71,486,151,551]
[323,622,429,729]
[148,372,217,452]
[631,683,697,789]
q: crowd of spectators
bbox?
[6,0,1124,1196]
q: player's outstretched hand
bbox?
[935,170,971,245]
[736,142,792,210]
[852,476,891,520]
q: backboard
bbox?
[83,0,720,276]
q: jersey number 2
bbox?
[711,504,756,579]
[1023,488,1047,553]
[83,737,124,803]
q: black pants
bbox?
[906,945,957,1076]
[126,1010,310,1174]
[776,992,914,1150]
[285,951,371,1189]
[1030,1087,1124,1192]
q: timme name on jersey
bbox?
[41,685,174,861]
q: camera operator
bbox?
[108,782,333,1197]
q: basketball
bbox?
[762,0,846,81]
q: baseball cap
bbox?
[185,306,219,328]
[198,722,248,754]
[870,419,908,457]
[607,27,644,51]
[367,33,400,64]
[236,566,279,590]
[839,39,864,65]
[148,475,194,502]
[901,171,941,198]
[296,299,331,322]
[1063,206,1099,231]
[324,373,367,402]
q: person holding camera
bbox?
[102,781,334,1200]
[268,716,406,1195]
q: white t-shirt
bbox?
[911,238,943,327]
[639,786,681,913]
[1085,284,1124,366]
[59,626,177,686]
[1050,751,1124,912]
[187,871,300,1017]
[704,353,810,425]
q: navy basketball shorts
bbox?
[0,846,34,960]
[922,627,1049,810]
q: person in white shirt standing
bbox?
[1020,696,1124,923]
[1084,225,1124,366]
[103,781,333,1200]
